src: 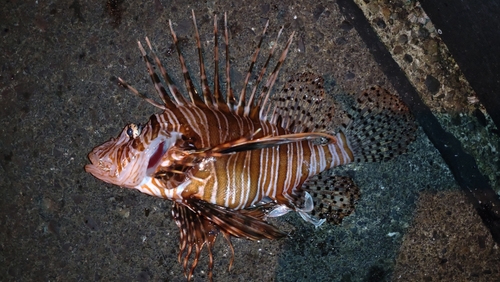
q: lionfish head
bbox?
[85,115,170,188]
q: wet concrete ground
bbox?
[1,0,498,281]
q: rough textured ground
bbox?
[393,191,500,281]
[354,0,500,199]
[1,0,497,281]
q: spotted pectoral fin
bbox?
[172,201,219,281]
[172,199,285,280]
[298,173,360,225]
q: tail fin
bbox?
[342,86,417,162]
[269,74,416,162]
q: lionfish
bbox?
[85,11,416,281]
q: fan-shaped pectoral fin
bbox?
[171,199,286,281]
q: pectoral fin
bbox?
[191,131,337,158]
[189,199,286,240]
[171,199,285,281]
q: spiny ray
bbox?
[191,10,213,107]
[117,78,166,110]
[212,14,224,108]
[136,40,176,108]
[144,37,188,106]
[224,12,236,111]
[258,31,295,120]
[168,18,204,105]
[236,20,269,115]
[246,27,284,117]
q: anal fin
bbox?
[267,173,360,227]
[299,174,360,225]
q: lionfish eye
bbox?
[126,123,142,139]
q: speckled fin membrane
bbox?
[270,72,343,134]
[299,173,360,225]
[342,86,417,162]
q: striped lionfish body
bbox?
[85,11,416,281]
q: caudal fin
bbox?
[342,86,417,162]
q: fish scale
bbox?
[85,10,417,281]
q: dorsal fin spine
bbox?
[135,40,175,108]
[143,37,186,106]
[116,77,167,110]
[246,27,284,118]
[191,10,214,107]
[224,12,236,112]
[254,27,283,111]
[236,20,269,116]
[212,14,225,109]
[168,19,204,105]
[122,13,295,121]
[259,31,295,121]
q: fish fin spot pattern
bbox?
[269,72,345,134]
[342,86,417,162]
[299,173,360,225]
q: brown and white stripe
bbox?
[133,106,354,210]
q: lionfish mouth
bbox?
[84,150,117,183]
[84,139,168,187]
